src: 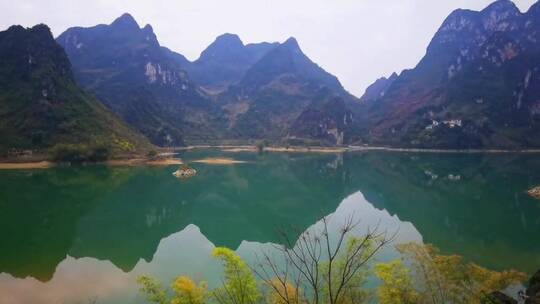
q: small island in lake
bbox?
[173,164,197,178]
[528,186,540,200]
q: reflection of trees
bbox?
[73,154,361,270]
[0,153,352,281]
[341,152,540,272]
[1,151,539,282]
[0,166,137,281]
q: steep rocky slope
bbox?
[0,24,150,152]
[359,0,540,149]
[218,37,360,145]
[57,14,221,146]
[181,33,278,92]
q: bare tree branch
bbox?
[253,214,395,304]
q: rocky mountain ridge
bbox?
[358,0,540,148]
[57,14,359,146]
[4,0,540,149]
[57,13,218,146]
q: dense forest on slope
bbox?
[0,24,151,154]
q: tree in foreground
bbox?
[137,276,168,304]
[137,215,392,304]
[374,260,420,304]
[252,215,394,304]
[137,275,208,304]
[137,219,526,304]
[171,276,208,304]
[375,243,527,304]
[212,247,261,304]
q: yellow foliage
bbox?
[388,243,527,304]
[114,137,135,151]
[266,278,302,304]
[137,275,168,304]
[212,247,261,304]
[171,276,208,304]
[375,260,420,304]
[466,264,527,302]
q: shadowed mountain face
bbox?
[288,96,354,145]
[57,14,361,146]
[359,72,398,102]
[0,24,150,151]
[180,33,279,92]
[49,0,540,149]
[56,14,223,146]
[217,38,361,145]
[181,32,365,146]
[1,151,539,282]
[359,0,540,149]
[238,37,344,93]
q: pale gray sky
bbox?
[0,0,536,96]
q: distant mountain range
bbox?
[182,33,279,92]
[57,14,356,146]
[2,0,540,150]
[0,24,150,152]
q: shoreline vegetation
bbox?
[0,157,182,170]
[3,144,540,170]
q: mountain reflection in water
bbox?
[0,151,539,303]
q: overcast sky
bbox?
[0,0,537,96]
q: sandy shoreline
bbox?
[192,157,246,165]
[347,146,540,154]
[176,145,540,154]
[106,158,183,166]
[0,161,54,169]
[0,158,182,170]
[3,144,540,170]
[181,145,347,153]
[265,147,347,153]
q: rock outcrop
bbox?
[526,269,540,304]
[173,165,197,178]
[486,291,518,304]
[527,186,540,200]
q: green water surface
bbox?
[0,150,539,303]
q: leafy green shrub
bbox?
[255,139,270,153]
[146,150,158,159]
[49,143,111,163]
[114,138,135,152]
[0,146,8,158]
